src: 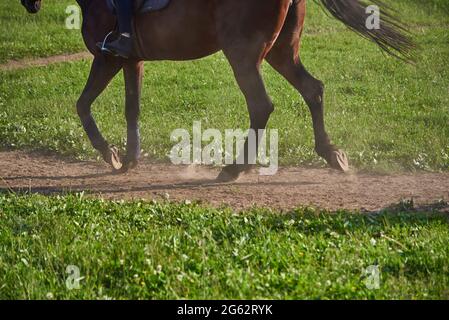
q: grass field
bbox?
[0,0,85,64]
[0,0,448,300]
[1,193,448,299]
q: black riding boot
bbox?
[102,0,134,58]
[102,34,133,58]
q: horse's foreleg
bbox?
[217,59,274,182]
[122,60,144,172]
[77,56,122,169]
[266,54,349,172]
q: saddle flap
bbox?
[107,0,170,15]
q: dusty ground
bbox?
[0,52,91,71]
[0,151,448,212]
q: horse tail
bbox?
[315,0,415,62]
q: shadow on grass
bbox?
[0,185,447,215]
[1,187,448,287]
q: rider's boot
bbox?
[101,0,134,58]
[102,33,133,59]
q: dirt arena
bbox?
[1,151,448,212]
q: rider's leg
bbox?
[103,0,134,59]
[116,0,133,37]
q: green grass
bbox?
[0,193,448,299]
[0,0,85,63]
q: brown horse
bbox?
[21,0,413,181]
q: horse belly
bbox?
[135,0,220,61]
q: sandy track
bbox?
[0,151,448,212]
[0,52,91,72]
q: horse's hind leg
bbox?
[77,55,123,170]
[265,3,349,171]
[267,56,348,171]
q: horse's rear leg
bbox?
[266,46,349,171]
[77,55,122,170]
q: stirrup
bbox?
[97,31,116,53]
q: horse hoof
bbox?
[120,159,138,173]
[126,160,138,170]
[329,149,349,172]
[216,165,241,183]
[103,146,123,171]
[216,164,254,182]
